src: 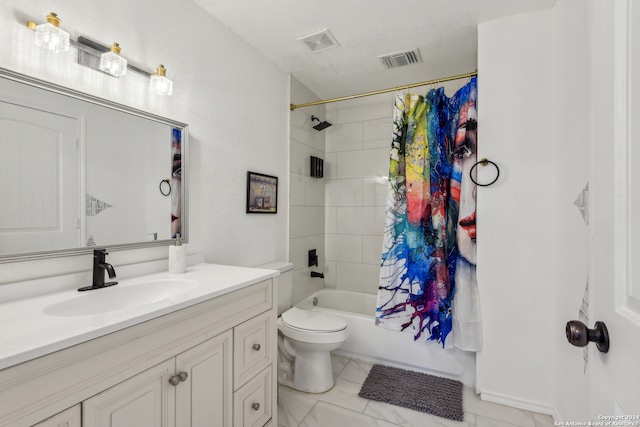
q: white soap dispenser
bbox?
[168,233,187,274]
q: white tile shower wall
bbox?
[289,76,326,304]
[324,81,478,295]
[324,95,390,293]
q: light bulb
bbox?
[150,64,173,95]
[99,43,128,77]
[33,13,70,53]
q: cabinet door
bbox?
[32,405,81,427]
[176,330,232,427]
[83,359,176,427]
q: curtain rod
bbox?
[289,70,477,111]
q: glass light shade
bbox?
[34,22,70,53]
[100,51,128,77]
[150,74,173,96]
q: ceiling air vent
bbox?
[297,29,340,53]
[378,48,422,69]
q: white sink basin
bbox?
[43,279,198,317]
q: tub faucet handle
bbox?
[308,249,318,267]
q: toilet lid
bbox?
[281,307,347,332]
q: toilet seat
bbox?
[281,307,347,332]
[278,308,348,344]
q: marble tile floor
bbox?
[277,355,554,427]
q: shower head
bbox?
[311,115,332,131]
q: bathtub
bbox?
[295,289,476,386]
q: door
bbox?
[175,331,232,427]
[0,100,80,253]
[83,359,176,427]
[589,0,640,416]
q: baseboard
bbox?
[331,350,476,387]
[553,408,563,423]
[480,390,556,417]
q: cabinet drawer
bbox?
[233,366,272,427]
[32,405,81,427]
[233,311,273,389]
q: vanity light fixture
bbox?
[99,43,128,77]
[150,65,173,96]
[27,13,70,54]
[25,13,173,95]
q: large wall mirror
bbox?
[0,68,188,262]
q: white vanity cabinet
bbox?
[83,331,232,427]
[0,276,277,427]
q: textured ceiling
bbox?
[194,0,555,99]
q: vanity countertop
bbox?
[0,263,278,371]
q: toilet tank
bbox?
[256,261,293,315]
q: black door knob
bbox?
[565,320,610,353]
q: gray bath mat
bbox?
[358,364,464,421]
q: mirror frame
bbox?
[0,67,189,263]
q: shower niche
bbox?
[310,156,324,178]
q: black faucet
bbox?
[78,249,118,291]
[310,271,324,279]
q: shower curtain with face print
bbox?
[376,77,482,350]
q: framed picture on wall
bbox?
[246,171,278,214]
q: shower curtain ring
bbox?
[470,158,500,187]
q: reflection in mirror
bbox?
[0,68,188,262]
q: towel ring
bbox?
[470,158,500,187]
[159,179,171,196]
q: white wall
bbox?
[289,76,326,303]
[0,0,288,285]
[477,8,556,413]
[477,0,591,415]
[551,0,590,421]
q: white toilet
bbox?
[258,262,348,393]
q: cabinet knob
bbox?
[169,371,189,386]
[251,402,260,411]
[252,343,261,351]
[169,375,181,386]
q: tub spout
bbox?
[310,271,324,279]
